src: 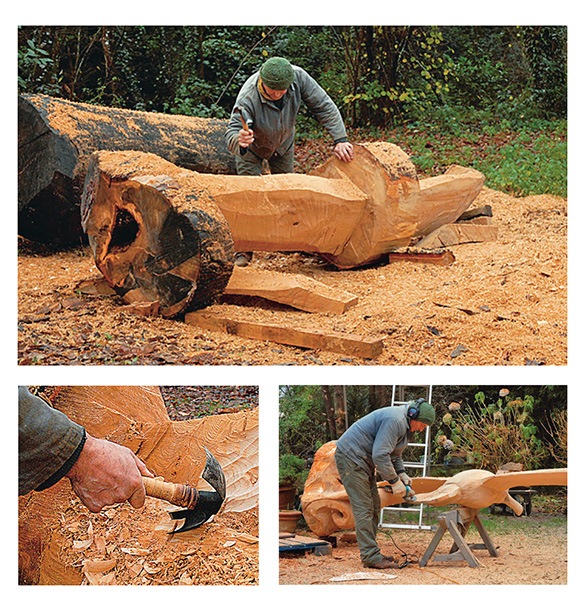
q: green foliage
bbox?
[479,134,567,197]
[386,110,567,197]
[18,25,567,127]
[279,385,329,490]
[434,390,550,471]
[18,33,61,95]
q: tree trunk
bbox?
[321,386,337,439]
[81,142,485,317]
[333,385,346,436]
[18,94,235,246]
[18,386,259,585]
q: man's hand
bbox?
[65,435,153,513]
[399,472,412,486]
[238,127,255,148]
[389,478,407,497]
[334,141,354,162]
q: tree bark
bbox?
[321,386,337,440]
[18,94,235,246]
[333,385,346,436]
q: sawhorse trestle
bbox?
[419,507,498,568]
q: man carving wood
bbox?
[334,399,435,569]
[225,56,353,266]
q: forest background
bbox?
[279,385,567,513]
[18,25,567,197]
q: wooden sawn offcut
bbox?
[301,441,567,537]
[18,386,258,585]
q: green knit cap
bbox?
[260,57,294,90]
[411,401,436,426]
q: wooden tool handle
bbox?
[142,477,198,509]
[239,112,249,132]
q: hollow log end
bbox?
[81,151,235,317]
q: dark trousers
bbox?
[335,448,383,566]
[235,146,294,175]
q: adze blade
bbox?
[168,447,227,533]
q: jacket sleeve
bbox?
[297,68,348,144]
[371,420,404,483]
[18,386,86,495]
[225,109,244,155]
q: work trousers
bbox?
[335,447,383,566]
[235,145,295,176]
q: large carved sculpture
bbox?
[19,386,259,584]
[301,441,567,537]
[80,142,484,316]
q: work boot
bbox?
[235,252,253,267]
[365,558,399,569]
[381,554,398,563]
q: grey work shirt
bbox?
[225,65,347,160]
[19,386,85,495]
[336,406,411,482]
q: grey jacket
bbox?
[225,65,347,160]
[336,406,410,483]
[19,386,86,495]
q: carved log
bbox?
[81,143,483,315]
[19,386,259,584]
[301,440,567,536]
[18,94,235,246]
[310,147,485,267]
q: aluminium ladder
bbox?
[378,385,433,530]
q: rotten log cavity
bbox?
[18,94,235,246]
[81,151,235,317]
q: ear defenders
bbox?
[407,398,425,419]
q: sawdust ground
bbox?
[17,188,567,365]
[279,512,567,585]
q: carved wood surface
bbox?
[301,440,567,536]
[80,142,485,317]
[19,386,258,584]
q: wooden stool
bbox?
[419,507,498,568]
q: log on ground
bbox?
[18,94,235,246]
[81,151,236,316]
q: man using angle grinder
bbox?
[335,399,435,569]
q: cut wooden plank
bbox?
[457,204,493,221]
[185,309,385,358]
[415,223,498,248]
[386,247,456,266]
[224,267,358,314]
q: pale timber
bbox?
[185,309,385,358]
[301,440,567,537]
[224,266,358,314]
[80,144,484,316]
